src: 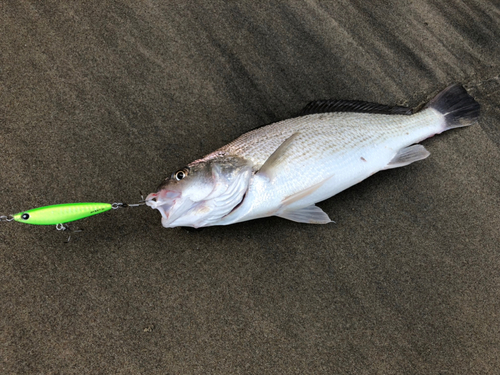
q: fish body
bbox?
[146,84,479,228]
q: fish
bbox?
[146,84,480,228]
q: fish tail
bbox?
[426,84,480,131]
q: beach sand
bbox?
[2,1,500,373]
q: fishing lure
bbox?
[1,201,143,227]
[12,202,114,225]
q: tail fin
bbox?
[426,84,480,131]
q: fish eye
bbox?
[174,168,189,181]
[21,213,30,220]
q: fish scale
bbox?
[216,113,433,226]
[213,110,440,204]
[215,111,438,167]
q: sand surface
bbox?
[2,1,500,373]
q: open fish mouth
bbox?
[145,190,182,221]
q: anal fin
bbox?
[277,205,332,224]
[383,144,430,170]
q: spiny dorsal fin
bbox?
[300,99,412,116]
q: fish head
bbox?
[146,155,253,228]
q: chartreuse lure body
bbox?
[12,203,113,225]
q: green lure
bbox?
[12,203,113,225]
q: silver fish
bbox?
[146,84,479,228]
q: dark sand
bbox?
[2,1,500,373]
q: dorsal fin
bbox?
[300,99,412,116]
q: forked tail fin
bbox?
[426,84,480,131]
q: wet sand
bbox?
[2,1,500,373]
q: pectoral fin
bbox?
[383,144,430,170]
[258,133,300,181]
[277,205,332,224]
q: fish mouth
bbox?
[145,190,182,223]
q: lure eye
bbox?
[174,168,189,181]
[21,213,30,220]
